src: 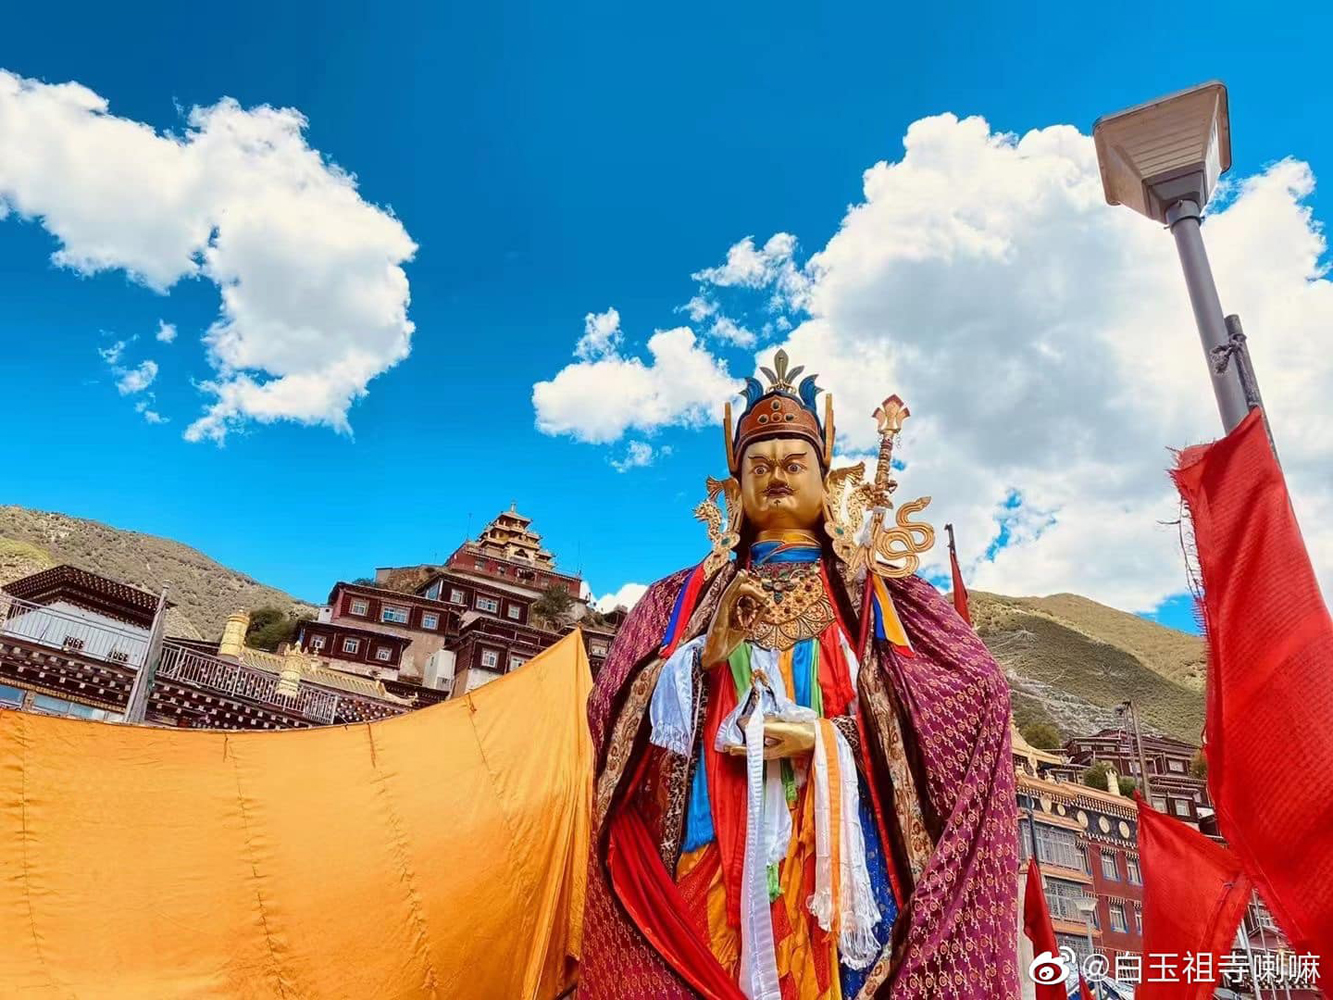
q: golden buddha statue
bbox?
[579,349,1021,1000]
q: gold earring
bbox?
[696,476,743,576]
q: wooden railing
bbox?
[0,593,150,667]
[157,642,339,725]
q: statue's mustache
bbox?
[763,483,794,497]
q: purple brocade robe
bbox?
[580,564,1019,999]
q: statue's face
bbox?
[740,437,825,532]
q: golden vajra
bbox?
[823,394,935,582]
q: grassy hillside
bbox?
[0,505,1207,741]
[973,591,1205,742]
[0,507,313,640]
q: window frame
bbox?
[381,605,409,625]
[480,649,500,669]
[421,612,439,630]
[374,646,393,662]
[475,596,499,614]
[349,598,369,616]
[342,638,361,655]
[310,635,326,651]
[1109,903,1128,933]
[449,588,465,604]
[506,604,522,620]
[1126,856,1141,884]
[508,655,526,671]
[1100,851,1119,881]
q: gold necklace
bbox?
[743,562,835,651]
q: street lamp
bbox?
[1115,700,1152,801]
[1074,897,1101,999]
[1093,81,1261,435]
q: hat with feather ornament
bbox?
[724,349,835,475]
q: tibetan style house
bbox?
[1064,727,1211,823]
[0,566,412,730]
[1012,726,1144,970]
[0,509,625,725]
[308,506,622,697]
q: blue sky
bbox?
[3,2,1332,633]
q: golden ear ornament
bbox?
[696,475,743,576]
[823,394,935,583]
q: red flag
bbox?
[1023,859,1066,1000]
[1135,794,1251,999]
[947,524,972,625]
[1173,409,1333,975]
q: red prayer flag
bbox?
[1173,409,1333,977]
[948,526,972,625]
[1135,794,1251,999]
[1023,859,1066,1000]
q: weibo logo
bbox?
[1028,947,1076,985]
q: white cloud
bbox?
[758,113,1333,611]
[708,315,756,347]
[544,112,1333,614]
[0,70,416,443]
[594,582,648,612]
[693,232,811,312]
[98,338,128,366]
[155,320,177,344]
[97,335,161,409]
[683,294,717,323]
[611,440,658,472]
[576,307,622,361]
[135,396,167,424]
[533,324,738,443]
[115,359,158,395]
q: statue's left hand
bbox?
[724,717,816,759]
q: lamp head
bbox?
[1093,81,1231,223]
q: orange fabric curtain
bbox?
[0,631,593,1000]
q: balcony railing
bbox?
[157,642,340,726]
[1020,826,1089,874]
[1047,888,1095,924]
[0,592,150,668]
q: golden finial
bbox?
[873,395,909,438]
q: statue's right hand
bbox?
[703,571,768,667]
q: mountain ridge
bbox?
[0,506,1205,740]
[0,506,314,641]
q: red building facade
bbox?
[1014,728,1144,969]
[1065,727,1209,822]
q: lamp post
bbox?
[1074,897,1101,999]
[1115,700,1152,802]
[1093,82,1264,437]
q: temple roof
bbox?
[470,505,556,567]
[2,564,171,629]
